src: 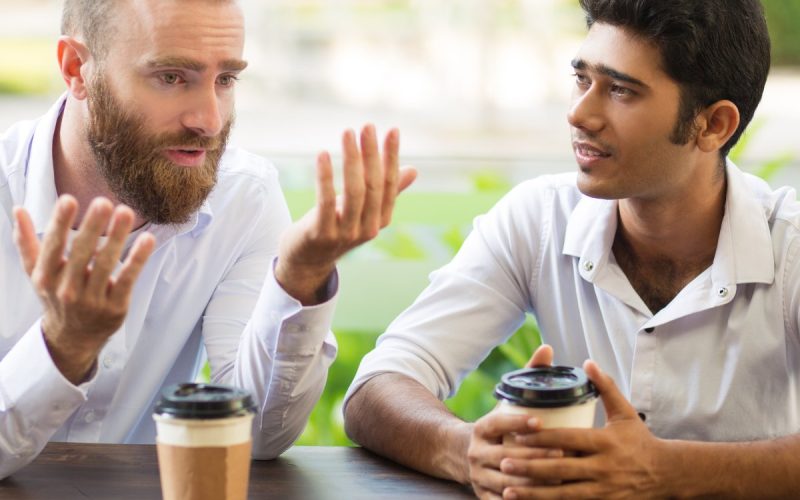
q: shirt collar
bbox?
[562,161,774,287]
[23,93,214,239]
[713,161,774,285]
[23,94,65,235]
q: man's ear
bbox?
[694,100,740,154]
[57,36,93,100]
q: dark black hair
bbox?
[579,0,771,158]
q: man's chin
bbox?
[575,171,623,201]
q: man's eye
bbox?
[218,74,239,87]
[573,73,590,87]
[610,84,634,97]
[160,73,181,85]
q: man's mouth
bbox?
[164,148,208,167]
[573,142,611,158]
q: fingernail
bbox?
[506,490,518,500]
[547,449,563,458]
[501,460,514,473]
[527,417,539,428]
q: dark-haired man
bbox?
[344,0,800,497]
[0,0,415,479]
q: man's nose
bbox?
[567,87,605,134]
[181,85,225,137]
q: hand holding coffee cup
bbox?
[153,383,256,500]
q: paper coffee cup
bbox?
[153,383,256,500]
[493,366,598,444]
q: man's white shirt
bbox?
[347,163,800,442]
[0,96,338,478]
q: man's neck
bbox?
[613,163,727,313]
[52,96,148,230]
[616,167,726,266]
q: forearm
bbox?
[221,269,338,459]
[241,345,335,459]
[661,434,800,498]
[0,323,87,478]
[344,373,472,483]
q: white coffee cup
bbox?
[493,366,598,444]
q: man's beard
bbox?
[86,77,232,225]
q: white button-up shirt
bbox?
[0,96,338,478]
[347,165,800,442]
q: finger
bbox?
[314,151,337,232]
[379,128,399,226]
[36,195,78,285]
[475,413,541,440]
[513,428,600,453]
[525,344,554,368]
[359,124,383,236]
[501,456,594,482]
[396,165,417,194]
[476,491,502,500]
[584,360,638,421]
[109,232,155,304]
[504,480,596,500]
[12,207,40,275]
[479,443,564,469]
[62,198,113,295]
[340,129,365,238]
[86,205,135,299]
[475,467,537,496]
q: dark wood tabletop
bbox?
[0,442,475,499]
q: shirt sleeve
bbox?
[344,182,546,408]
[0,320,88,479]
[200,169,337,460]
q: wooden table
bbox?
[0,442,475,499]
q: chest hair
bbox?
[613,236,713,314]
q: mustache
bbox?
[571,131,615,155]
[153,130,226,151]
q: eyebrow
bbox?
[571,58,649,89]
[146,56,248,73]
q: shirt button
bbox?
[102,355,114,369]
[84,410,96,423]
[644,327,655,334]
[717,287,729,298]
[638,412,647,422]
[583,261,594,272]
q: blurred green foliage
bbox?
[0,39,58,95]
[762,0,800,66]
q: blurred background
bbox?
[1,0,798,445]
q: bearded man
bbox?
[0,0,415,478]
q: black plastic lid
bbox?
[154,383,256,419]
[494,366,598,408]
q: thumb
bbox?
[397,165,417,194]
[12,206,40,276]
[583,359,637,422]
[525,344,554,368]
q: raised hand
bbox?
[275,124,417,305]
[13,195,155,384]
[498,360,667,499]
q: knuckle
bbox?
[346,227,361,242]
[347,185,365,199]
[56,287,77,305]
[31,270,50,290]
